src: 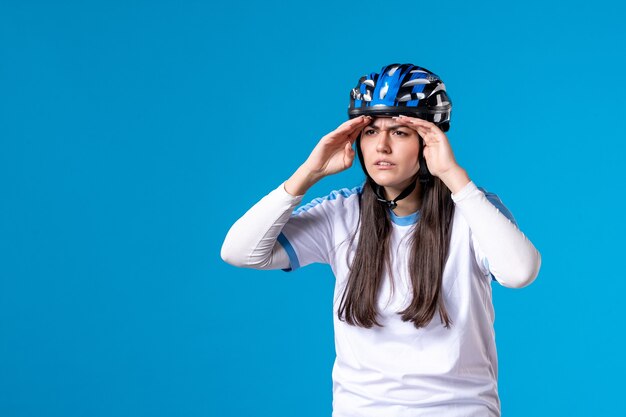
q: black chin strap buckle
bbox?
[376,198,398,210]
[373,180,416,211]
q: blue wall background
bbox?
[1,0,624,416]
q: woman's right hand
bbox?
[302,115,372,177]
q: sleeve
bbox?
[220,182,303,271]
[451,181,542,288]
[474,187,518,279]
[277,192,337,272]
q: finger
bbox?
[344,141,355,167]
[337,115,372,132]
[400,115,434,125]
[415,125,431,135]
[393,115,435,129]
[346,127,362,144]
[417,129,439,145]
[326,117,371,144]
[416,127,434,136]
[394,119,434,136]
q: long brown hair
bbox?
[337,161,456,330]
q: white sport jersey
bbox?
[277,184,518,417]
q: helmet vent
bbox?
[397,93,426,102]
[402,78,430,87]
[379,82,389,99]
[387,66,399,76]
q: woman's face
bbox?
[359,116,421,193]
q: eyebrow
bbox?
[366,124,410,130]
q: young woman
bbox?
[221,63,541,417]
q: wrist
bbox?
[284,164,324,196]
[439,165,470,194]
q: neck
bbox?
[383,180,422,216]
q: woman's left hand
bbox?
[393,116,470,193]
[391,115,460,178]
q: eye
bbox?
[363,129,376,135]
[393,130,408,136]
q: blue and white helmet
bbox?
[348,63,452,131]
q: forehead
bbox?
[366,116,414,130]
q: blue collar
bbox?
[388,208,420,226]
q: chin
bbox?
[369,170,418,188]
[369,174,405,188]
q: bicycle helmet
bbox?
[347,63,453,209]
[348,63,452,131]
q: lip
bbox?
[374,160,396,170]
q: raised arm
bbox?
[450,179,541,288]
[220,182,302,269]
[392,115,541,288]
[220,116,372,270]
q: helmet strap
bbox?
[417,135,433,185]
[373,179,417,210]
[355,132,433,210]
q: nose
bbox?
[376,132,391,153]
